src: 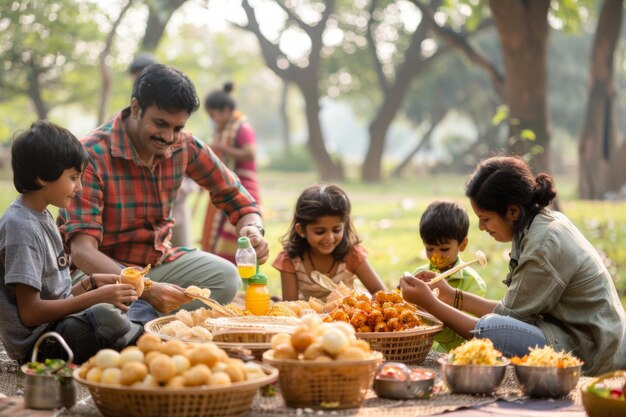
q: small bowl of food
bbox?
[581,370,626,417]
[511,345,583,398]
[373,362,435,400]
[438,339,509,395]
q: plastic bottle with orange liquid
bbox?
[245,272,270,315]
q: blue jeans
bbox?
[32,303,143,365]
[471,313,547,358]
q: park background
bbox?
[1,0,625,306]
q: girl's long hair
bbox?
[282,184,360,261]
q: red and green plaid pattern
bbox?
[58,108,259,267]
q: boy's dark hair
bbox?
[282,184,360,261]
[11,121,89,193]
[465,155,557,236]
[419,200,469,245]
[132,64,199,115]
[204,82,236,111]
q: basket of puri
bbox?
[73,334,278,417]
[262,320,383,410]
[325,290,443,365]
[145,312,302,360]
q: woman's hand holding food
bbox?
[410,271,456,306]
[400,275,440,309]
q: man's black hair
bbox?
[11,121,89,193]
[131,64,199,115]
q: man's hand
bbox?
[240,225,269,264]
[142,282,192,314]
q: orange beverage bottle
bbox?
[245,272,270,315]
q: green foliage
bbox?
[265,145,315,172]
[0,0,102,123]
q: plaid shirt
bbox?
[58,108,259,267]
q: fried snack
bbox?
[175,310,194,327]
[120,265,151,297]
[326,290,425,333]
[185,285,212,299]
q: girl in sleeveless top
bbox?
[272,184,386,301]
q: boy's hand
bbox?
[92,273,120,288]
[96,283,137,311]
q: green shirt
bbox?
[413,256,487,352]
[494,209,626,376]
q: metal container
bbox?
[22,331,76,410]
[438,357,509,395]
[373,362,435,400]
[514,363,581,398]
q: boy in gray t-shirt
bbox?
[0,121,143,364]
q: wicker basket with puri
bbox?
[145,314,301,360]
[263,316,383,409]
[73,334,277,417]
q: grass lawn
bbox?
[1,169,624,308]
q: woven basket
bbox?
[263,350,383,409]
[73,364,278,417]
[581,370,626,417]
[355,318,443,364]
[145,316,282,360]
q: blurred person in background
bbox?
[201,82,262,263]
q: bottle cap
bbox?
[237,237,252,249]
[248,272,267,285]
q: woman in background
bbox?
[201,82,261,263]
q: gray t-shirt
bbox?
[0,197,72,362]
[494,209,626,376]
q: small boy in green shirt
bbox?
[412,200,486,352]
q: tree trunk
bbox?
[390,110,446,178]
[361,12,431,182]
[578,0,623,199]
[301,81,344,180]
[489,0,551,174]
[141,0,187,51]
[279,81,292,156]
[26,60,48,120]
[98,0,134,125]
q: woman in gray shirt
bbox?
[401,155,626,376]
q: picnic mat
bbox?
[0,346,589,417]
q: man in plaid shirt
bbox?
[58,64,268,314]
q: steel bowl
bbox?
[438,357,509,395]
[514,363,581,398]
[373,362,435,400]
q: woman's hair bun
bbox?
[533,172,557,208]
[223,82,235,94]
